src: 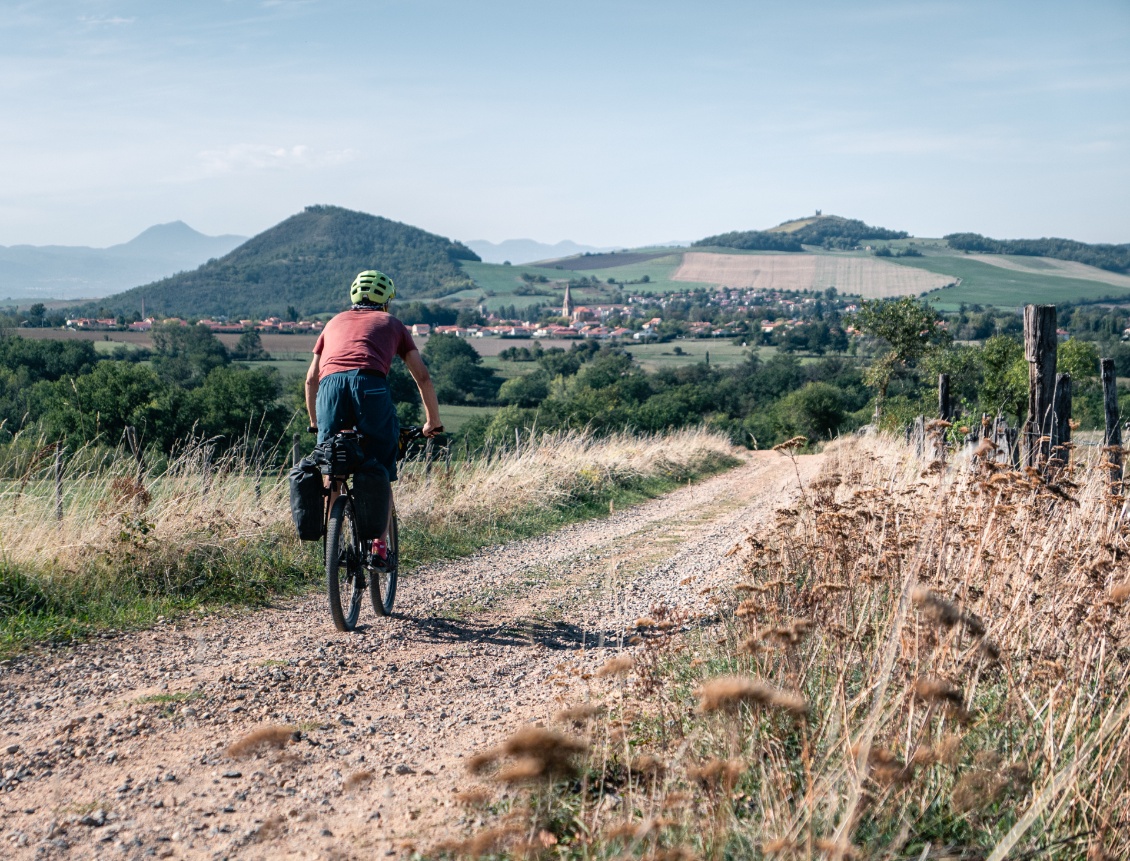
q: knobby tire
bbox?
[326,495,364,632]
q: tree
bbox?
[978,335,1026,423]
[234,330,268,361]
[151,323,230,388]
[422,333,500,404]
[852,297,949,419]
[1057,338,1100,384]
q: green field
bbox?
[890,252,1130,310]
[622,339,754,370]
[456,255,716,313]
[437,403,497,432]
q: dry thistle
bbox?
[773,436,808,452]
[226,725,298,759]
[763,618,812,646]
[489,725,588,783]
[596,655,633,677]
[696,676,806,717]
[737,636,764,655]
[814,838,859,860]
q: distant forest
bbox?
[696,216,908,252]
[87,205,480,320]
[944,233,1130,274]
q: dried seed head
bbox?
[687,758,744,791]
[342,770,374,791]
[696,676,806,717]
[454,787,492,807]
[911,587,961,628]
[554,704,604,725]
[227,725,298,759]
[629,753,667,778]
[1110,581,1130,604]
[595,655,633,677]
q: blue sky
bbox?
[1,0,1127,248]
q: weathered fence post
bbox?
[292,433,301,467]
[939,373,952,421]
[1101,357,1123,492]
[202,445,212,501]
[1023,304,1058,468]
[1050,372,1072,471]
[912,415,925,458]
[124,425,143,479]
[54,442,64,522]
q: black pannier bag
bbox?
[311,434,366,476]
[351,469,390,542]
[289,457,325,541]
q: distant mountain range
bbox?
[466,239,620,265]
[0,222,247,301]
[90,205,479,319]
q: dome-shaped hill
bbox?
[96,205,479,319]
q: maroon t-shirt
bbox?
[313,309,417,378]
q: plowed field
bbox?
[673,251,954,297]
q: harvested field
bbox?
[969,253,1130,289]
[673,251,954,297]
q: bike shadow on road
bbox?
[383,614,624,651]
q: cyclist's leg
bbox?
[317,372,360,511]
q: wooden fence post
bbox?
[1050,372,1072,470]
[1023,304,1058,468]
[939,373,952,421]
[292,433,301,467]
[124,425,143,479]
[202,445,212,501]
[1101,357,1123,492]
[54,442,64,522]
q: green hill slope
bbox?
[94,205,479,319]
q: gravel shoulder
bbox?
[0,451,820,860]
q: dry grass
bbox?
[440,434,1130,859]
[0,427,738,650]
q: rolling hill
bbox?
[0,222,246,301]
[93,206,479,319]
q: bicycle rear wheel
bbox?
[326,495,365,632]
[370,507,398,616]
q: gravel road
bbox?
[0,451,820,860]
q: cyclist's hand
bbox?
[423,420,444,437]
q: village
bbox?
[59,282,864,343]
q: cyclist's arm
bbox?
[304,354,321,429]
[403,349,443,436]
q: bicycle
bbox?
[317,426,433,632]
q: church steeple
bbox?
[562,281,573,319]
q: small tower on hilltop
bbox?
[562,281,573,320]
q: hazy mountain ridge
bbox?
[466,238,619,265]
[0,222,247,301]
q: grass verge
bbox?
[0,428,739,657]
[444,434,1130,860]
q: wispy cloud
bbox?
[195,143,357,176]
[79,15,136,27]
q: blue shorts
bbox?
[316,370,400,481]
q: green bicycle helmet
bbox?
[349,270,395,305]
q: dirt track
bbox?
[0,451,820,860]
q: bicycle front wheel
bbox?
[326,495,365,632]
[370,508,398,617]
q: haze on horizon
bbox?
[1,0,1127,251]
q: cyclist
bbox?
[304,269,443,563]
